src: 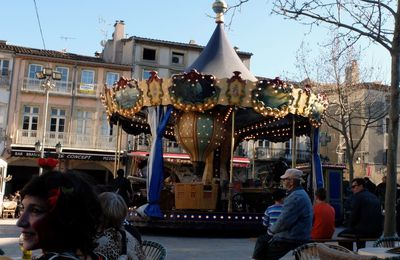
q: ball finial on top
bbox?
[212,0,227,23]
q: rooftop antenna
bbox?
[98,16,112,45]
[60,36,76,52]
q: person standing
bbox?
[112,169,133,207]
[338,178,383,250]
[363,177,377,194]
[252,189,286,259]
[311,188,335,239]
[252,168,313,260]
[376,176,386,208]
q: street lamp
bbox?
[55,142,62,155]
[55,142,62,171]
[36,68,61,175]
[34,140,41,153]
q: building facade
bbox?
[315,62,398,183]
[100,21,312,182]
[0,41,132,196]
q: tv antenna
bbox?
[98,16,112,40]
[60,36,76,52]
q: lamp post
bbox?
[55,142,62,171]
[35,68,61,175]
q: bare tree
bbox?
[226,0,398,236]
[296,40,389,182]
[270,0,399,237]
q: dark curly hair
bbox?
[20,170,101,255]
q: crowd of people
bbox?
[252,169,386,259]
[3,166,392,259]
[15,170,145,260]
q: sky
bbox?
[1,0,391,83]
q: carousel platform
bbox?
[128,210,265,236]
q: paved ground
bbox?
[0,218,257,259]
[0,218,375,260]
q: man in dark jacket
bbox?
[338,178,383,250]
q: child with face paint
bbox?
[17,171,105,260]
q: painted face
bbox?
[16,195,54,251]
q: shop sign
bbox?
[11,150,118,161]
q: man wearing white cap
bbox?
[252,168,312,260]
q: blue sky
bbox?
[1,0,391,82]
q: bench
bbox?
[312,236,378,251]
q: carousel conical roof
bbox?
[186,22,257,81]
[101,1,328,141]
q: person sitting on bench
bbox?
[338,177,383,250]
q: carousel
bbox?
[101,0,329,232]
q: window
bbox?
[138,133,149,146]
[0,60,9,76]
[28,64,43,78]
[171,52,184,65]
[79,70,95,93]
[106,72,119,87]
[143,48,156,61]
[0,105,5,125]
[386,118,390,134]
[81,70,94,84]
[142,69,156,80]
[257,140,270,148]
[22,105,39,131]
[285,141,291,155]
[76,110,92,135]
[55,66,69,92]
[50,108,66,133]
[101,112,113,136]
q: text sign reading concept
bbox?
[12,151,116,161]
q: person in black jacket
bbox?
[112,169,133,206]
[338,178,383,250]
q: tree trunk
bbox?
[384,12,400,235]
[346,144,354,182]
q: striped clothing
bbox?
[263,204,283,228]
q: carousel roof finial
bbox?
[212,0,227,23]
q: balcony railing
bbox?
[0,75,10,89]
[22,78,73,94]
[15,130,118,151]
[255,147,311,162]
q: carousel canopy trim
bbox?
[101,74,328,128]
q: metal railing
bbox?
[255,147,311,162]
[21,78,99,96]
[22,78,72,94]
[0,76,10,88]
[15,130,118,150]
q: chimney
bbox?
[345,60,360,84]
[113,20,125,41]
